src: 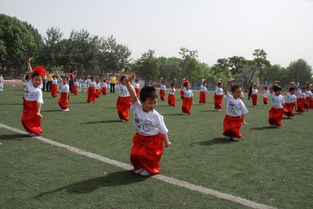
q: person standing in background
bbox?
[46,70,54,92]
[42,73,47,91]
[69,70,77,93]
[109,74,118,93]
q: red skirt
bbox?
[160,89,166,101]
[310,97,313,109]
[168,94,176,106]
[252,94,258,106]
[51,84,58,97]
[116,96,131,121]
[269,107,284,126]
[95,89,100,98]
[223,115,243,138]
[214,94,223,110]
[263,97,268,105]
[130,132,163,175]
[182,97,193,114]
[199,91,206,104]
[296,98,305,113]
[87,87,96,103]
[135,88,140,97]
[180,90,185,99]
[284,103,296,118]
[101,87,107,95]
[72,85,78,96]
[21,99,42,135]
[58,92,69,110]
[305,98,310,110]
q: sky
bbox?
[1,0,313,67]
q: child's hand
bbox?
[127,72,135,81]
[228,78,235,83]
[27,57,33,63]
[243,121,249,126]
[164,141,171,148]
[37,112,43,118]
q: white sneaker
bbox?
[134,168,144,174]
[63,108,70,112]
[139,169,151,176]
[232,138,240,141]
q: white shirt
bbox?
[305,91,312,98]
[285,93,297,103]
[52,79,58,85]
[297,89,306,98]
[252,88,259,95]
[160,84,166,90]
[271,94,285,108]
[74,81,78,86]
[240,91,244,99]
[119,84,130,97]
[0,76,4,84]
[131,100,168,136]
[101,82,108,88]
[169,87,175,95]
[133,82,140,89]
[184,89,193,98]
[263,89,270,97]
[24,81,43,104]
[200,85,208,92]
[225,92,248,117]
[60,84,70,93]
[215,87,223,95]
[88,81,97,88]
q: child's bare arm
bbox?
[37,102,42,117]
[162,134,171,148]
[26,57,33,73]
[125,72,138,104]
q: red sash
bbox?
[116,96,131,121]
[223,115,243,138]
[87,87,96,103]
[263,97,268,105]
[168,94,176,106]
[51,84,58,97]
[21,98,42,134]
[58,92,69,109]
[199,91,206,104]
[214,94,223,110]
[269,107,284,126]
[130,132,163,175]
[180,90,185,99]
[95,89,100,98]
[251,94,258,106]
[296,98,305,113]
[284,103,296,118]
[72,86,78,96]
[101,87,107,95]
[182,97,193,114]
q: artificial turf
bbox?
[0,85,313,209]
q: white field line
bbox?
[0,122,277,209]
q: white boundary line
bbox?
[0,123,277,209]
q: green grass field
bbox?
[1,85,313,209]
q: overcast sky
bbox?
[1,0,313,66]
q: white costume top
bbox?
[119,84,130,97]
[285,93,297,104]
[24,81,43,104]
[133,82,140,89]
[271,94,285,108]
[160,84,166,90]
[169,87,175,95]
[215,87,223,95]
[88,81,97,88]
[297,89,306,98]
[225,92,248,117]
[200,85,208,92]
[252,88,259,95]
[101,82,108,88]
[60,83,70,93]
[184,89,193,98]
[263,89,270,98]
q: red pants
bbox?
[102,87,107,95]
[87,87,96,103]
[296,98,305,113]
[180,90,185,99]
[95,89,100,98]
[168,94,176,106]
[160,90,166,101]
[305,98,310,110]
[223,115,243,138]
[214,94,223,110]
[284,103,296,118]
[135,88,140,97]
[199,91,206,104]
[117,96,131,121]
[252,94,258,106]
[130,133,163,175]
[58,92,69,110]
[72,86,78,96]
[21,99,42,135]
[51,84,58,97]
[182,97,192,114]
[269,107,284,126]
[309,97,313,109]
[263,97,268,105]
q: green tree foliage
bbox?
[132,50,160,81]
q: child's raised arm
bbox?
[26,57,33,73]
[125,72,138,104]
[223,78,234,95]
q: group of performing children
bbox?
[19,59,313,176]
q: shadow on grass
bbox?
[71,101,88,104]
[250,126,278,131]
[0,134,28,140]
[34,170,146,198]
[0,103,21,105]
[82,120,122,124]
[192,137,233,146]
[200,110,219,113]
[162,113,183,116]
[42,109,60,113]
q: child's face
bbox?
[232,88,242,98]
[186,84,191,89]
[142,97,157,112]
[62,78,68,84]
[290,89,295,95]
[121,77,127,85]
[274,90,281,96]
[32,76,42,88]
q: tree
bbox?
[286,59,312,85]
[247,49,270,85]
[158,57,182,82]
[132,50,160,81]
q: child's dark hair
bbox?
[140,86,158,102]
[230,85,240,93]
[120,75,126,82]
[171,83,175,88]
[31,72,41,79]
[289,87,295,92]
[273,85,282,92]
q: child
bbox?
[21,58,45,136]
[305,85,312,110]
[199,81,208,104]
[223,78,248,141]
[251,83,259,106]
[182,80,193,115]
[262,86,270,105]
[180,79,186,99]
[268,82,285,127]
[168,83,176,107]
[309,84,313,109]
[87,76,97,103]
[72,78,79,96]
[83,77,88,93]
[125,72,171,176]
[0,74,4,91]
[284,82,297,118]
[101,79,108,95]
[159,80,166,101]
[116,75,131,121]
[51,75,58,98]
[95,81,101,98]
[133,77,140,97]
[296,86,306,113]
[214,81,224,111]
[56,73,70,111]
